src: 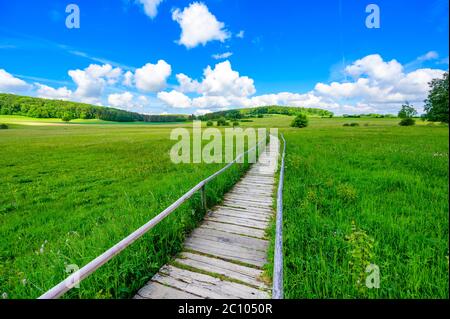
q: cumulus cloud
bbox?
[123,70,134,87]
[236,30,245,39]
[200,61,255,97]
[136,0,163,19]
[417,51,439,62]
[35,83,72,100]
[405,51,441,70]
[172,2,230,48]
[315,54,446,112]
[194,109,213,115]
[212,52,233,60]
[345,54,404,84]
[68,63,122,103]
[134,60,171,93]
[157,90,192,108]
[176,60,256,98]
[0,69,30,93]
[108,91,150,110]
[174,61,256,99]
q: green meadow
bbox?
[268,117,449,299]
[0,118,253,299]
[0,115,448,299]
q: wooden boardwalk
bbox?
[134,138,279,299]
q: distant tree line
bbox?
[198,105,334,121]
[0,93,188,123]
[342,114,396,118]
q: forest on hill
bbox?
[198,105,334,120]
[0,94,188,123]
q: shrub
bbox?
[337,183,358,202]
[206,121,213,127]
[346,221,375,294]
[0,123,8,129]
[291,113,309,128]
[257,114,264,118]
[399,118,415,126]
[398,102,417,119]
[61,112,73,122]
[232,121,239,127]
[217,117,229,126]
[343,123,359,127]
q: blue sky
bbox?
[0,0,448,115]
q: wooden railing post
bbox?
[201,185,207,212]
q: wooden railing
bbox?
[38,139,267,299]
[272,133,286,299]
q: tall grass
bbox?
[276,123,448,298]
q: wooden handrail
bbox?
[272,133,286,299]
[38,140,266,299]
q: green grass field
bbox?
[271,118,449,299]
[0,115,448,299]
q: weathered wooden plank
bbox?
[224,195,273,205]
[222,200,273,210]
[189,227,269,251]
[136,281,202,299]
[229,188,273,196]
[205,214,269,230]
[242,177,275,186]
[238,182,275,188]
[177,252,268,289]
[235,181,274,188]
[223,200,272,208]
[215,205,273,215]
[200,220,266,239]
[230,188,273,196]
[212,208,272,222]
[185,238,267,267]
[155,265,269,299]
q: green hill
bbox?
[0,93,188,123]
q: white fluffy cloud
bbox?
[201,61,255,97]
[123,70,134,87]
[315,54,446,112]
[134,60,171,93]
[136,0,163,19]
[35,83,73,100]
[345,54,404,84]
[176,73,201,93]
[0,69,30,93]
[68,63,122,103]
[172,2,230,48]
[108,91,149,110]
[236,30,245,39]
[212,52,233,60]
[157,90,192,108]
[176,60,255,98]
[194,109,213,115]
